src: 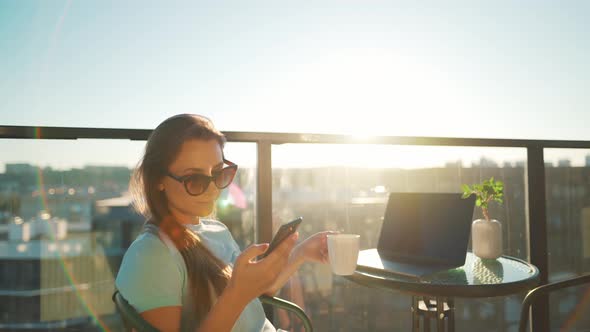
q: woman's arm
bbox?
[141,306,182,331]
[264,231,334,296]
[264,245,306,296]
[139,285,250,332]
[195,284,251,332]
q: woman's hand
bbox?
[226,232,299,304]
[260,231,338,296]
[294,231,338,264]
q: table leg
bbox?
[423,297,431,332]
[412,296,455,332]
[423,317,431,331]
[436,297,445,332]
[447,298,455,332]
[412,296,420,332]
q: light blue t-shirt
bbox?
[115,219,276,332]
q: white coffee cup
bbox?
[327,234,360,275]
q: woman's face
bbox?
[160,139,224,223]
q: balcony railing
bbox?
[2,125,590,331]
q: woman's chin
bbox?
[195,211,212,218]
[194,203,215,217]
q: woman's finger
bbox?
[236,243,269,265]
[261,232,298,268]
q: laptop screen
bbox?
[378,192,476,266]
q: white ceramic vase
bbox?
[472,219,502,260]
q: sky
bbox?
[1,1,589,169]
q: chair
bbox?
[112,290,313,332]
[518,273,590,332]
[260,294,314,332]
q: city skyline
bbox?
[0,146,590,174]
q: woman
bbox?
[115,114,331,332]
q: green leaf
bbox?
[460,176,505,213]
[461,184,470,193]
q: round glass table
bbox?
[345,252,540,332]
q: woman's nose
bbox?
[205,179,219,195]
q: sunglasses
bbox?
[165,159,238,196]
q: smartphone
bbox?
[260,217,303,258]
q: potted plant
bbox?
[462,177,504,260]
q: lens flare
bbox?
[560,286,590,331]
[35,127,110,331]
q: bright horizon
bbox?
[0,140,587,173]
[1,1,590,169]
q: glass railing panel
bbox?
[0,138,256,330]
[545,148,590,330]
[0,139,146,330]
[548,284,590,331]
[216,142,257,249]
[271,143,528,331]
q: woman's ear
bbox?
[158,183,165,191]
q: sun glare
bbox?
[270,144,529,170]
[236,48,468,137]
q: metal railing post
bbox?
[526,146,550,331]
[256,140,273,244]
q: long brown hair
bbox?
[130,114,231,320]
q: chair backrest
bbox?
[260,294,314,332]
[112,290,313,332]
[112,290,159,332]
[519,274,590,332]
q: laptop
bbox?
[356,192,476,278]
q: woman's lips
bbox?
[195,198,215,204]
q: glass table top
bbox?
[421,252,537,286]
[348,252,540,298]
